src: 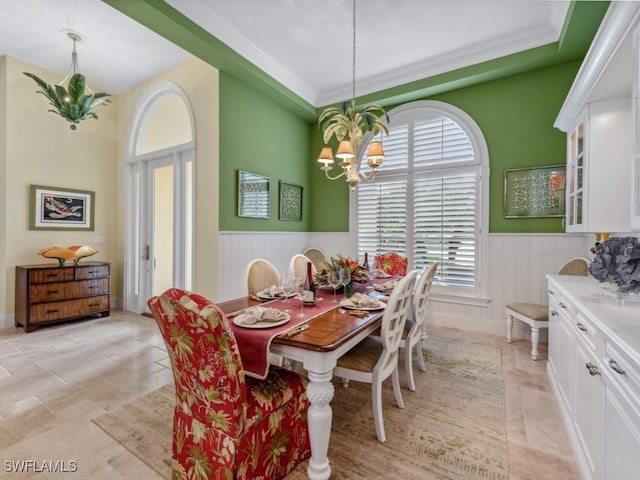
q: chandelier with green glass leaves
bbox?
[24,31,111,130]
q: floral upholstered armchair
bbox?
[374,252,408,277]
[147,288,310,480]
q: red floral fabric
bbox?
[374,252,408,277]
[148,288,311,480]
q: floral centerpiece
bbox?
[314,255,370,293]
[589,236,640,295]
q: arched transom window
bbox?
[356,100,489,298]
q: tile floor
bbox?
[0,311,579,479]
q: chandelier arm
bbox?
[323,168,347,181]
[358,169,378,182]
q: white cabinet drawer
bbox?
[604,340,640,407]
[575,311,599,353]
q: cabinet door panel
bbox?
[603,382,640,480]
[574,341,600,480]
[556,312,574,413]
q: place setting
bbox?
[374,279,398,294]
[232,306,290,328]
[253,284,296,301]
[339,292,385,317]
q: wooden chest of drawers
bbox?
[15,262,110,332]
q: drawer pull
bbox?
[88,303,100,307]
[586,362,601,376]
[47,290,59,295]
[45,273,60,278]
[559,302,567,309]
[46,309,59,314]
[576,323,587,332]
[608,359,626,375]
[550,310,558,317]
[548,289,555,295]
[88,286,96,289]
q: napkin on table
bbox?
[377,280,398,292]
[260,285,283,297]
[234,307,286,325]
[341,293,380,308]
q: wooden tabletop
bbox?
[217,289,385,353]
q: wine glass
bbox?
[340,267,352,299]
[280,273,295,312]
[327,270,341,303]
[293,277,306,318]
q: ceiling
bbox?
[1,0,571,106]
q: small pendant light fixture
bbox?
[24,31,111,130]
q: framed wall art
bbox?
[504,165,566,218]
[237,170,270,219]
[29,185,95,231]
[279,181,303,221]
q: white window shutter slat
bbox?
[357,106,480,290]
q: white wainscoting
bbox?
[217,231,592,339]
[216,231,355,302]
[428,233,592,338]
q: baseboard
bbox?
[0,313,16,330]
[429,311,547,343]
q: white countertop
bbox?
[547,275,640,363]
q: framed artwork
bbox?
[29,185,95,231]
[237,170,270,218]
[504,165,566,218]
[279,181,303,221]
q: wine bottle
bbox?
[363,252,370,271]
[303,261,316,304]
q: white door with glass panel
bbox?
[143,150,193,303]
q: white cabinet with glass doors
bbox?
[564,97,631,233]
[632,24,640,230]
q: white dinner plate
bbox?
[257,291,296,300]
[233,311,291,328]
[339,299,385,311]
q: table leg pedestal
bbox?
[305,370,335,480]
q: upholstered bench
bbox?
[506,302,549,360]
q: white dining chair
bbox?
[302,247,328,271]
[245,258,281,296]
[289,253,316,280]
[402,262,437,391]
[333,270,418,442]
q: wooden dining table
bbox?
[217,284,387,480]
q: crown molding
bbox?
[316,24,560,107]
[164,0,316,104]
[555,2,640,131]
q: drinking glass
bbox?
[294,277,306,318]
[280,273,295,312]
[340,267,352,299]
[327,270,341,303]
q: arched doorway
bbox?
[125,82,195,313]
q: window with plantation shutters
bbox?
[356,101,488,297]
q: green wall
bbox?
[219,72,313,231]
[104,0,608,235]
[431,61,581,233]
[308,61,581,234]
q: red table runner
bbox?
[229,282,375,379]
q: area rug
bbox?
[93,335,508,479]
